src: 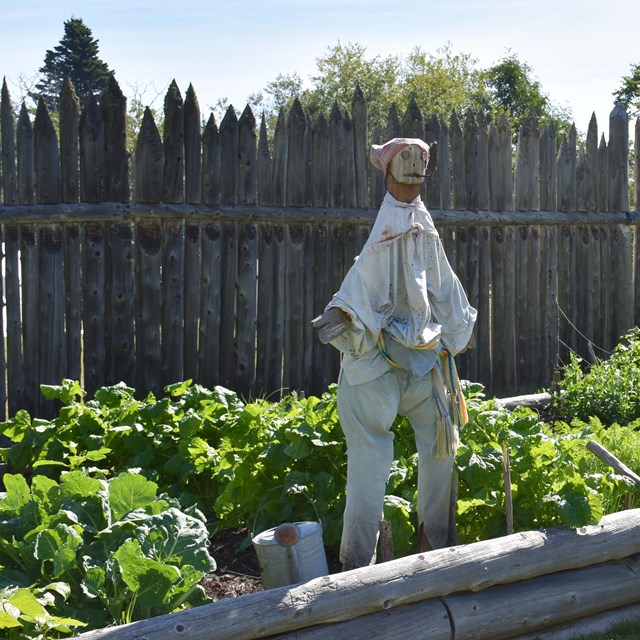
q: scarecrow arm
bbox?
[312,307,352,344]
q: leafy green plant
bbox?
[2,372,637,583]
[0,379,243,515]
[0,470,215,637]
[552,327,640,426]
[455,392,633,543]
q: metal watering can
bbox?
[251,488,329,589]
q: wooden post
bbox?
[586,440,640,489]
[502,441,514,535]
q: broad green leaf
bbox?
[40,379,85,404]
[30,475,60,512]
[553,483,603,527]
[0,474,31,513]
[35,524,83,578]
[0,610,21,628]
[113,540,180,608]
[8,587,47,617]
[60,471,104,498]
[109,473,158,522]
[136,508,216,573]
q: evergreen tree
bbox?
[34,17,112,112]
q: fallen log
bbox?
[496,391,551,411]
[73,509,640,640]
[269,555,640,639]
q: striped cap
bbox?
[369,137,430,174]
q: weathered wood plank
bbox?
[256,222,285,396]
[219,106,239,205]
[282,223,305,394]
[514,116,539,211]
[219,221,238,388]
[34,98,60,204]
[257,114,273,206]
[59,79,79,203]
[161,219,185,387]
[272,109,287,206]
[100,76,129,202]
[490,226,506,392]
[539,122,557,211]
[82,223,106,397]
[16,104,35,204]
[351,85,368,208]
[79,93,105,203]
[450,110,466,209]
[584,113,599,212]
[464,110,479,210]
[527,226,543,387]
[236,221,258,396]
[610,224,634,343]
[162,80,184,204]
[311,113,330,207]
[1,79,17,205]
[105,221,135,387]
[135,220,162,395]
[329,102,345,208]
[135,108,164,203]
[202,114,220,205]
[38,225,65,416]
[197,222,222,388]
[425,114,442,209]
[64,224,82,381]
[238,105,257,205]
[183,221,201,380]
[608,104,629,212]
[184,84,202,205]
[311,222,339,395]
[4,225,25,414]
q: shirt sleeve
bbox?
[426,235,477,355]
[325,250,394,357]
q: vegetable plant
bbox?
[0,470,215,637]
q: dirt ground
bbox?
[202,528,265,600]
[202,527,341,601]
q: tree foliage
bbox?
[34,17,112,112]
[613,62,640,116]
[250,41,574,144]
[484,53,573,139]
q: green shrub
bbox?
[552,327,640,426]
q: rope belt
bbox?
[377,331,468,458]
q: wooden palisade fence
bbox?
[0,74,639,417]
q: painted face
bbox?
[388,144,429,184]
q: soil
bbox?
[202,528,264,600]
[202,527,342,601]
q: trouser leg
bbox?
[399,373,455,550]
[337,369,399,570]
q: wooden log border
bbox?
[73,509,640,640]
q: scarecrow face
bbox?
[388,144,429,184]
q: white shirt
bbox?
[327,192,477,385]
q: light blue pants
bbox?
[337,367,455,569]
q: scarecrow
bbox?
[312,137,477,570]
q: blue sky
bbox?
[2,0,640,137]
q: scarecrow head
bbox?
[370,137,438,184]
